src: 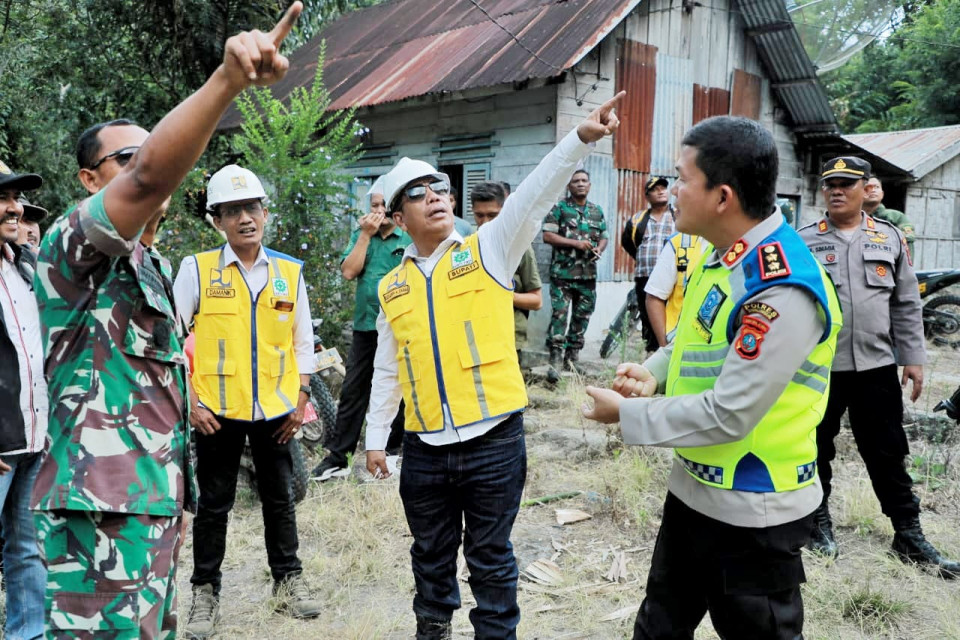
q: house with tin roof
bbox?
[220,0,841,349]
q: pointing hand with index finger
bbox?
[577,90,625,144]
[220,1,303,91]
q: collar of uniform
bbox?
[400,229,465,264]
[222,243,268,269]
[709,212,783,271]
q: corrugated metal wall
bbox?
[650,52,693,177]
[615,170,649,279]
[692,84,730,123]
[582,154,622,281]
[730,69,762,120]
[614,39,657,172]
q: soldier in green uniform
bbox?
[543,169,608,370]
[863,177,915,256]
[30,5,303,638]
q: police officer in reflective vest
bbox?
[584,116,842,639]
[173,165,321,637]
[799,156,960,578]
[365,94,623,640]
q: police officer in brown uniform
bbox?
[799,157,960,578]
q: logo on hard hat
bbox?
[833,159,847,170]
[231,176,248,190]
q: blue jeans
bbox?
[0,451,45,640]
[399,413,527,640]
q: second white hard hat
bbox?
[206,164,268,212]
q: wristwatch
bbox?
[300,384,312,396]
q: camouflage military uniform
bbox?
[872,204,915,256]
[543,198,608,352]
[32,188,196,639]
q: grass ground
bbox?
[175,342,960,639]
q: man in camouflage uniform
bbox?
[30,6,302,638]
[863,177,916,256]
[543,169,608,370]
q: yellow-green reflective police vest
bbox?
[667,224,842,492]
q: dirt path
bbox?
[176,345,960,639]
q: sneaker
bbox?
[184,584,220,639]
[311,457,349,482]
[273,574,322,619]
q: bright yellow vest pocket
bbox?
[457,341,507,369]
[259,305,295,347]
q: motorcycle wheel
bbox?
[240,438,311,504]
[301,374,338,448]
[601,294,639,359]
[925,295,960,348]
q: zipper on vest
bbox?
[425,273,451,420]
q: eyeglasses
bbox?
[403,180,450,201]
[821,179,860,191]
[90,146,139,170]
[219,201,264,219]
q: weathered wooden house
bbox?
[838,126,960,269]
[221,0,841,349]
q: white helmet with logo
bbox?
[382,157,448,213]
[206,164,268,212]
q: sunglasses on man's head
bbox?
[403,180,450,201]
[90,146,139,170]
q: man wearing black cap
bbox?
[621,176,675,353]
[0,159,48,640]
[17,197,47,253]
[799,157,959,578]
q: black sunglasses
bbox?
[403,180,450,201]
[90,146,139,170]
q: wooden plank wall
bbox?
[910,155,960,268]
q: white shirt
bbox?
[365,128,593,450]
[0,243,48,454]
[173,243,316,420]
[643,240,681,301]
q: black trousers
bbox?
[817,365,919,522]
[634,276,659,353]
[324,330,404,465]
[192,414,301,593]
[634,493,811,640]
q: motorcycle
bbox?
[600,288,641,359]
[918,269,960,348]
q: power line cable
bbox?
[462,0,564,72]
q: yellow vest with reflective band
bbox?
[665,233,706,336]
[667,224,842,492]
[377,234,528,432]
[192,247,303,421]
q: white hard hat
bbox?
[382,157,449,213]
[206,164,268,212]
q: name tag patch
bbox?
[449,261,480,279]
[206,288,236,298]
[383,285,411,302]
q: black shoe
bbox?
[311,457,349,482]
[548,347,563,368]
[807,501,838,558]
[415,615,452,640]
[892,520,960,579]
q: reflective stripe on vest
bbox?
[667,222,842,492]
[192,247,302,421]
[378,235,528,432]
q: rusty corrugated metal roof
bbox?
[844,125,960,180]
[219,0,641,129]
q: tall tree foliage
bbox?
[822,0,960,132]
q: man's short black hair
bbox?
[470,181,506,207]
[500,181,511,195]
[572,169,590,180]
[681,116,778,220]
[76,119,138,170]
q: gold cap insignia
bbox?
[834,159,847,170]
